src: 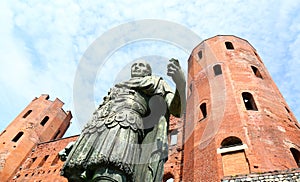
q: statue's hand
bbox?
[58,141,75,161]
[58,149,68,161]
[167,58,186,117]
[167,58,186,87]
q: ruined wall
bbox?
[163,116,184,182]
[11,135,78,182]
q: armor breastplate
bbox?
[96,86,148,131]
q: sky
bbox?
[1,0,300,137]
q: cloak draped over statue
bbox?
[61,75,180,181]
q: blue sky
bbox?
[1,0,300,137]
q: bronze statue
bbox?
[60,59,186,182]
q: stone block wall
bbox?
[222,169,300,182]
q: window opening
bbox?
[23,110,32,118]
[163,173,175,182]
[225,41,234,50]
[285,106,290,113]
[169,130,178,146]
[213,64,222,76]
[295,123,300,130]
[38,155,49,167]
[0,130,6,137]
[251,66,263,78]
[51,155,60,166]
[188,83,193,97]
[254,51,262,62]
[198,50,202,59]
[221,136,243,149]
[170,133,178,146]
[26,157,37,169]
[242,92,258,111]
[12,132,24,142]
[40,116,49,126]
[290,148,300,167]
[200,103,207,120]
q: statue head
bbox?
[131,60,152,78]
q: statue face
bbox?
[131,60,152,77]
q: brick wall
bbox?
[182,35,300,181]
[221,150,249,176]
[0,95,72,181]
[11,135,78,182]
[163,116,184,182]
[11,117,183,182]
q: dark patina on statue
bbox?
[60,59,186,182]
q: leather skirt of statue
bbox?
[61,89,148,181]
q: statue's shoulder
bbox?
[145,75,169,88]
[146,75,164,82]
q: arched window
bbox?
[198,50,202,59]
[221,136,243,148]
[23,110,32,118]
[290,148,300,167]
[225,41,234,50]
[251,66,263,79]
[242,92,258,111]
[163,173,174,182]
[12,131,24,142]
[40,116,49,126]
[213,64,222,76]
[200,103,207,120]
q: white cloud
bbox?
[1,0,300,137]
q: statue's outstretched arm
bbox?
[166,58,186,117]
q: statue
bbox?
[60,59,186,182]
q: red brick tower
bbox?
[0,94,72,181]
[183,35,300,181]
